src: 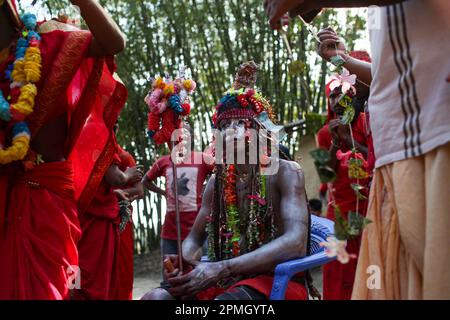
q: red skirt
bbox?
[0,161,80,300]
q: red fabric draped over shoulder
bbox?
[0,21,127,300]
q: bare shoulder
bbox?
[277,160,305,184]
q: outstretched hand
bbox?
[317,27,347,61]
[264,0,319,29]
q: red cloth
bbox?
[196,275,308,300]
[0,161,80,300]
[117,146,136,300]
[75,146,137,300]
[317,114,370,300]
[74,145,121,300]
[0,23,126,299]
[145,152,214,240]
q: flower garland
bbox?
[208,164,272,261]
[223,164,240,259]
[0,13,41,165]
[145,75,196,145]
[310,68,372,264]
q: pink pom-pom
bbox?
[155,101,167,113]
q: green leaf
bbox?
[310,149,336,183]
[333,206,349,240]
[310,148,331,164]
[347,211,372,237]
[351,183,367,200]
[340,104,355,125]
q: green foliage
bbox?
[304,112,326,135]
[310,148,336,183]
[334,206,372,240]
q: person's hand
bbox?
[317,27,347,62]
[124,166,144,184]
[163,254,196,280]
[264,0,320,29]
[336,123,351,146]
[167,261,228,298]
[114,189,130,201]
[328,119,341,142]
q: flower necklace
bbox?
[0,13,42,165]
[207,164,273,261]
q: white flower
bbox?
[329,69,357,94]
[320,236,357,264]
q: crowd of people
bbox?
[0,0,448,301]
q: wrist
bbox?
[217,260,232,279]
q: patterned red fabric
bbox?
[196,275,308,300]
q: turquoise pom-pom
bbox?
[168,95,183,114]
[15,38,29,59]
[21,13,37,30]
[0,92,11,122]
[147,130,155,139]
[12,122,30,137]
[27,31,41,41]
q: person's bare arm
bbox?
[70,0,125,56]
[182,175,215,262]
[142,174,166,197]
[167,162,309,297]
[317,27,372,85]
[105,164,142,187]
[265,0,407,28]
[115,181,145,201]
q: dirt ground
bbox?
[132,249,323,300]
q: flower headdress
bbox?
[212,61,276,129]
[145,66,196,145]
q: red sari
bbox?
[74,145,136,300]
[0,20,126,300]
[317,114,370,300]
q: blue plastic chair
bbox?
[269,215,335,300]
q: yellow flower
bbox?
[24,47,42,83]
[182,79,194,91]
[163,83,175,97]
[0,135,30,165]
[11,59,26,83]
[153,77,165,89]
[11,84,37,116]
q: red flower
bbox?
[237,94,249,107]
[180,103,191,116]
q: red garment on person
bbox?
[116,146,136,300]
[145,152,214,240]
[0,17,126,299]
[196,275,308,300]
[0,161,80,299]
[74,148,122,300]
[317,114,370,300]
